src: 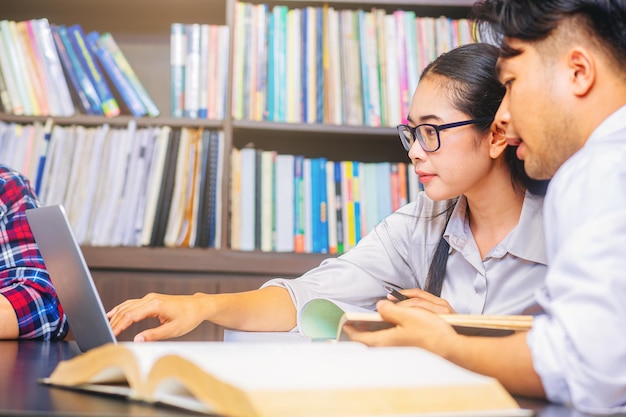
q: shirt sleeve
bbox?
[0,168,69,340]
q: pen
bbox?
[383,285,409,301]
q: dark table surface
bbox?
[0,340,615,417]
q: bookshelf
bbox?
[0,0,473,340]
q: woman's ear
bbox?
[489,127,508,159]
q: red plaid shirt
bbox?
[0,164,68,340]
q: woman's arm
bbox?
[107,286,296,341]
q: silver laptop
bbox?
[26,205,117,351]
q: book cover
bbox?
[43,341,530,417]
[231,2,246,120]
[333,160,344,253]
[0,20,32,115]
[150,128,180,247]
[0,56,12,113]
[293,154,305,253]
[169,23,186,117]
[274,153,294,252]
[85,31,147,117]
[259,150,275,252]
[196,130,221,248]
[254,148,263,250]
[32,18,75,116]
[194,130,211,247]
[140,126,171,246]
[229,147,242,250]
[325,159,337,254]
[67,24,120,117]
[198,24,209,119]
[98,32,159,117]
[15,20,50,115]
[239,147,256,251]
[184,23,201,119]
[53,24,103,115]
[310,157,328,253]
[297,298,535,342]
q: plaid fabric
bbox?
[0,164,68,340]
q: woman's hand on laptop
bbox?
[107,293,207,342]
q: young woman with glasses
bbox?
[108,43,550,342]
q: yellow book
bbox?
[43,341,532,417]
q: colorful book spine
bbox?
[31,19,75,116]
[352,161,361,244]
[170,23,186,117]
[0,20,31,115]
[293,154,305,252]
[184,23,201,118]
[98,32,160,117]
[266,9,276,121]
[52,24,102,115]
[85,31,147,117]
[68,24,120,117]
[315,6,324,124]
[0,21,22,114]
[198,24,209,119]
[15,21,49,115]
[334,161,344,253]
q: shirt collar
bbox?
[586,104,626,146]
[444,192,547,265]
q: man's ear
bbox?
[569,47,595,97]
[489,127,508,159]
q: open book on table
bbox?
[297,298,534,341]
[42,341,534,417]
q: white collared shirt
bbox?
[528,105,626,413]
[264,190,547,316]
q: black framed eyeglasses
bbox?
[397,117,494,152]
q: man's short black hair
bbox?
[470,0,626,63]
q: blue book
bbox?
[315,6,324,123]
[85,31,147,117]
[68,24,120,117]
[311,157,328,253]
[51,25,102,115]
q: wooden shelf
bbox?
[0,113,225,129]
[82,246,335,276]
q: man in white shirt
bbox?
[344,0,626,413]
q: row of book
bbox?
[231,2,473,127]
[1,120,423,253]
[0,19,159,118]
[230,147,422,254]
[0,121,223,248]
[170,23,230,119]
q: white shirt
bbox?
[264,190,547,316]
[528,105,626,413]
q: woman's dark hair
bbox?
[419,43,549,296]
[470,0,626,66]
